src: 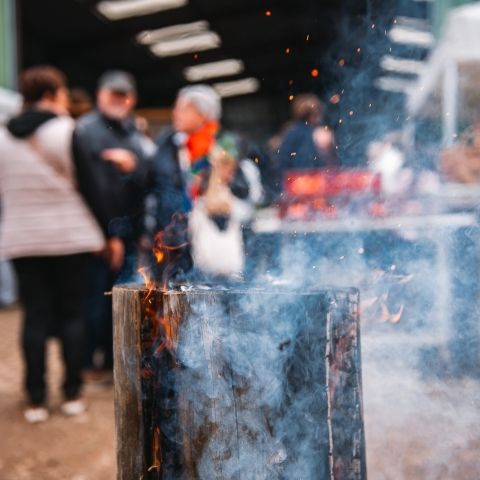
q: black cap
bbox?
[98,70,137,94]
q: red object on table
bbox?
[280,168,382,219]
[284,169,381,197]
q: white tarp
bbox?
[407,2,480,116]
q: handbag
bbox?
[189,201,244,278]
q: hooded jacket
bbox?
[0,110,105,259]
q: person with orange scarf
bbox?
[152,85,250,280]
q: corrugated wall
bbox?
[0,0,17,89]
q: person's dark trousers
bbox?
[12,254,89,406]
[84,254,114,371]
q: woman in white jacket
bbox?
[0,66,105,422]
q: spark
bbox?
[330,94,340,104]
[285,47,291,54]
[288,94,294,101]
[265,10,272,17]
[311,68,319,78]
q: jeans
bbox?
[13,254,89,405]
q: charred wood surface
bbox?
[113,286,366,480]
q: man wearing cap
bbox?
[72,70,149,375]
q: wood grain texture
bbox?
[113,286,145,480]
[113,287,366,480]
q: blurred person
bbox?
[368,135,406,196]
[134,114,157,157]
[152,85,251,280]
[278,94,338,178]
[0,66,105,422]
[69,87,94,119]
[441,121,480,184]
[72,70,150,377]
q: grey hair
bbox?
[177,84,222,120]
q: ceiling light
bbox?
[137,21,209,44]
[150,31,220,57]
[375,76,416,94]
[395,16,431,30]
[213,78,260,98]
[97,0,188,21]
[389,26,435,48]
[184,59,245,82]
[380,55,425,75]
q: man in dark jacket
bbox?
[72,70,149,374]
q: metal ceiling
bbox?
[18,0,431,147]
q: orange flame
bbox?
[153,315,176,356]
[138,266,155,299]
[152,213,191,290]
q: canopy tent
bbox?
[407,2,480,145]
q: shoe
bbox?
[24,405,49,424]
[60,398,87,416]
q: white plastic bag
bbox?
[189,202,244,278]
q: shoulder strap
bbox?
[27,136,71,181]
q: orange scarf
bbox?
[186,120,219,163]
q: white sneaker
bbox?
[60,399,87,416]
[24,406,49,424]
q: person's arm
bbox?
[72,126,126,270]
[71,126,112,236]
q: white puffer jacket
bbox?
[0,115,105,258]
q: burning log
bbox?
[113,285,367,480]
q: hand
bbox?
[205,183,232,216]
[313,127,334,152]
[106,237,125,271]
[102,148,137,173]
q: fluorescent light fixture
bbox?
[150,31,221,57]
[97,0,188,20]
[389,25,435,48]
[184,59,244,82]
[380,55,425,75]
[137,21,209,44]
[375,76,416,94]
[213,78,260,98]
[395,16,431,30]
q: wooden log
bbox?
[112,286,145,479]
[113,286,367,480]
